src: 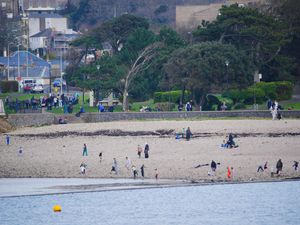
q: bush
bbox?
[0,81,18,93]
[154,90,191,104]
[243,87,266,104]
[254,81,293,100]
[204,94,233,110]
[155,102,175,111]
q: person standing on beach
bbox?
[210,160,217,175]
[293,161,299,171]
[227,167,231,179]
[99,152,103,163]
[186,127,192,141]
[111,158,118,174]
[125,156,132,170]
[82,144,88,156]
[80,163,87,174]
[6,134,10,145]
[141,164,145,178]
[276,159,283,175]
[144,143,150,158]
[137,144,142,158]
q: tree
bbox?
[165,42,255,105]
[121,42,161,111]
[0,7,22,56]
[193,4,292,81]
[92,14,150,52]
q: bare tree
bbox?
[122,42,161,111]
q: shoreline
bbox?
[1,177,300,198]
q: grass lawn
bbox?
[282,102,300,110]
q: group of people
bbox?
[257,159,299,175]
[221,133,239,148]
[175,127,193,141]
[79,143,158,179]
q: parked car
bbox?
[53,78,66,87]
[23,83,34,93]
[31,84,44,93]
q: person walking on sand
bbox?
[137,144,143,158]
[155,168,158,180]
[6,134,10,145]
[99,152,103,163]
[276,159,283,175]
[186,127,192,141]
[144,143,150,159]
[293,161,298,171]
[82,144,88,156]
[141,164,145,178]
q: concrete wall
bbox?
[7,110,300,128]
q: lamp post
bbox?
[96,64,100,103]
[17,44,22,92]
[225,60,229,90]
[7,43,13,80]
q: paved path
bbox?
[0,99,5,115]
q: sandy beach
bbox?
[1,119,300,182]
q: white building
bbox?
[28,12,68,37]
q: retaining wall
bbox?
[7,110,300,128]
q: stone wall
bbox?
[81,110,300,123]
[7,110,300,128]
[8,113,55,128]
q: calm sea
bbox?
[0,181,299,225]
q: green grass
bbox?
[282,102,300,110]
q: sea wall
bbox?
[7,110,300,128]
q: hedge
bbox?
[154,90,191,103]
[224,81,293,104]
[0,81,18,93]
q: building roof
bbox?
[0,51,50,67]
[30,28,53,38]
[29,12,64,19]
[0,51,50,78]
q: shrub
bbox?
[154,90,190,103]
[254,81,293,100]
[243,87,266,104]
[0,81,18,93]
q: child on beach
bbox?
[132,165,138,179]
[80,163,87,174]
[155,168,158,180]
[227,167,231,179]
[293,161,298,171]
[99,152,102,163]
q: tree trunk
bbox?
[181,85,186,105]
[122,78,129,111]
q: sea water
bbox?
[0,181,299,225]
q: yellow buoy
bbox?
[53,205,62,212]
